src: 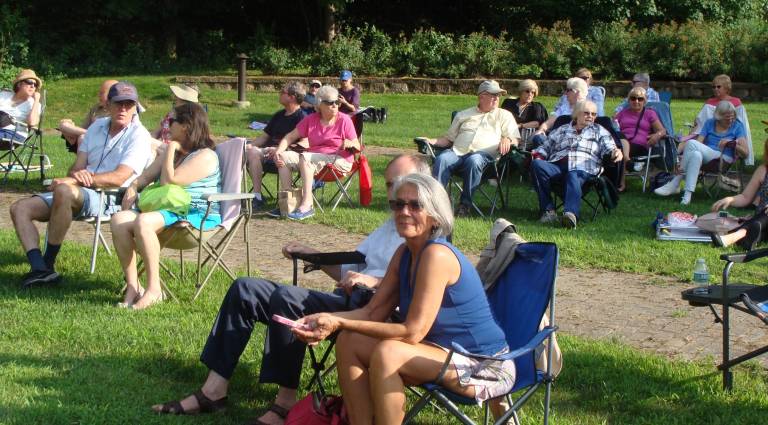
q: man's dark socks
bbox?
[43,243,61,271]
[26,249,48,271]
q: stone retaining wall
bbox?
[175,76,768,101]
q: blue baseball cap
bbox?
[108,81,139,103]
[339,70,353,81]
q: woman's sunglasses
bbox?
[321,100,340,106]
[389,199,423,212]
[629,96,646,102]
[22,79,38,87]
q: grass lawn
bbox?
[2,75,768,424]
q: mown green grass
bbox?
[3,75,768,424]
[2,230,768,425]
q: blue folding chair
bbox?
[403,242,559,425]
[658,90,672,105]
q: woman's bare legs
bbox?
[131,212,167,309]
[336,331,474,425]
[296,154,314,212]
[110,210,143,304]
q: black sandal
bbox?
[248,403,290,425]
[155,390,227,415]
[711,233,726,248]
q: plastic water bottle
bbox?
[692,258,710,294]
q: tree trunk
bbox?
[323,2,336,42]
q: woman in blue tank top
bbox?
[293,174,514,425]
[110,103,221,310]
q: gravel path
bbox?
[2,182,766,369]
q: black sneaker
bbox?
[379,107,388,123]
[251,197,265,212]
[455,204,471,218]
[22,269,60,288]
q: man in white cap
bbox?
[423,80,520,216]
[10,81,153,287]
[301,79,321,114]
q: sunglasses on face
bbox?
[321,100,340,106]
[389,199,423,212]
[712,85,723,89]
[22,79,38,87]
[629,96,645,102]
[310,84,321,88]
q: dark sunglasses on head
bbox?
[321,100,340,106]
[629,96,645,101]
[389,199,423,212]
[22,79,38,87]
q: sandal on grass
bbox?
[155,390,227,415]
[248,403,291,425]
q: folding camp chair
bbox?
[309,114,366,212]
[697,139,745,198]
[289,250,367,393]
[658,90,672,105]
[681,248,768,391]
[624,101,676,192]
[404,242,559,425]
[1,89,51,185]
[146,137,254,300]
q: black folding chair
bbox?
[1,89,51,185]
[681,248,768,391]
[289,250,366,393]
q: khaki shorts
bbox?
[280,151,353,174]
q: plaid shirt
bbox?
[533,123,616,176]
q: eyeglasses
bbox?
[583,111,597,117]
[22,79,38,87]
[310,84,321,88]
[629,96,646,102]
[480,92,501,98]
[112,100,136,110]
[578,75,591,81]
[168,117,177,126]
[712,85,723,89]
[389,199,423,212]
[321,100,340,106]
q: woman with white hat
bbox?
[0,69,43,143]
[152,84,199,143]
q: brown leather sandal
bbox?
[155,390,227,415]
[248,403,290,425]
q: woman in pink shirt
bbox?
[274,85,360,220]
[613,87,665,191]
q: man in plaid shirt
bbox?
[531,100,623,228]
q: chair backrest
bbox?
[486,242,558,391]
[215,137,246,228]
[658,90,672,105]
[351,112,364,141]
[646,101,674,138]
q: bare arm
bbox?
[159,142,217,186]
[26,92,41,128]
[646,120,666,146]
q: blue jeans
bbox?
[532,160,591,218]
[432,150,495,206]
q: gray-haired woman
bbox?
[292,173,515,425]
[655,100,749,205]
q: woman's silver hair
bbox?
[518,79,539,95]
[633,72,650,84]
[316,85,339,102]
[714,100,737,120]
[627,86,647,99]
[391,173,453,238]
[571,100,596,120]
[566,77,588,100]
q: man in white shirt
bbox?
[424,80,520,216]
[150,155,430,423]
[10,81,152,287]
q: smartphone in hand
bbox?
[272,314,311,330]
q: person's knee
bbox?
[466,154,490,171]
[52,183,79,205]
[135,213,159,235]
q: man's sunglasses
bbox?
[389,199,423,212]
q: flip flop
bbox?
[248,403,290,425]
[155,390,227,415]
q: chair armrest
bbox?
[451,326,558,362]
[413,138,447,158]
[203,192,256,202]
[93,187,125,195]
[291,251,366,266]
[721,248,768,263]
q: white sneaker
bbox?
[539,210,558,224]
[680,191,692,205]
[654,176,682,196]
[632,162,644,172]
